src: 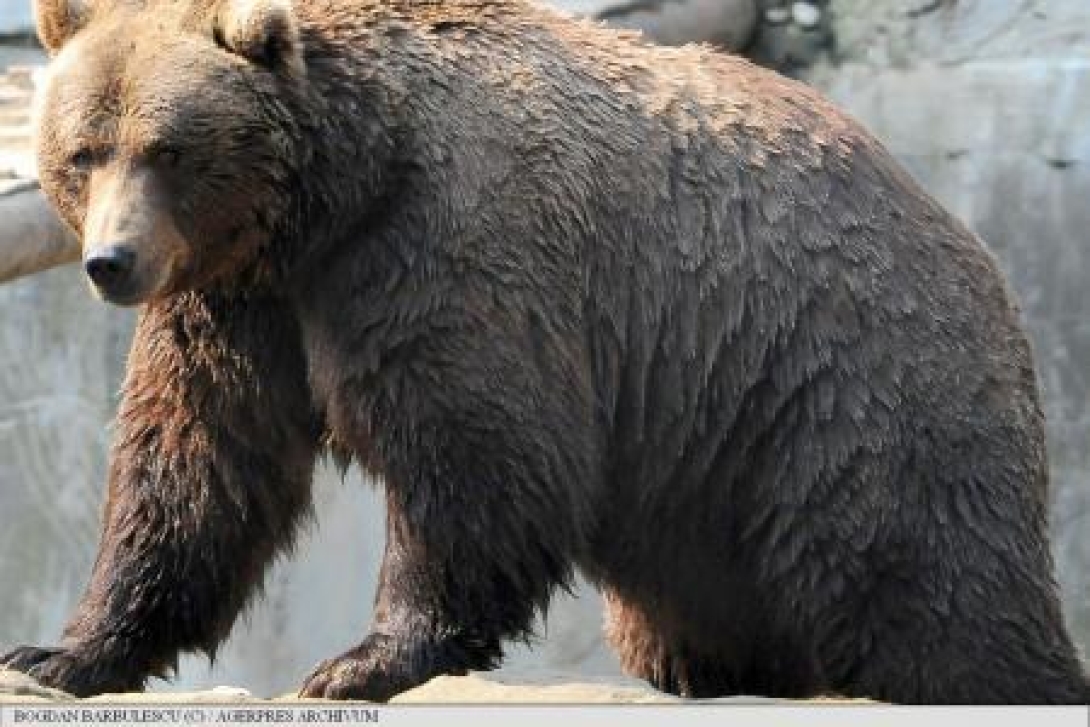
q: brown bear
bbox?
[2,0,1087,704]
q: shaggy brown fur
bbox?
[3,0,1088,704]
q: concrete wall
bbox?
[0,4,33,35]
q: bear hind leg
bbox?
[818,568,1090,704]
[604,589,738,699]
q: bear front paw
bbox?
[1,645,66,675]
[299,634,424,701]
[299,632,479,702]
[0,644,143,697]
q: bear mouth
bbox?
[86,275,147,307]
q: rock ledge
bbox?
[1,668,836,704]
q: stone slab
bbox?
[1,668,864,704]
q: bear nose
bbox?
[84,245,136,289]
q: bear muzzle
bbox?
[81,165,186,306]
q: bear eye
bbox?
[70,147,95,171]
[148,144,182,168]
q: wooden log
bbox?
[0,179,80,283]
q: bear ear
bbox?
[34,0,90,54]
[213,0,303,76]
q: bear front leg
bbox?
[1,292,321,696]
[300,326,599,700]
[299,500,511,701]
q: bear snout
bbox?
[82,240,160,306]
[81,165,189,306]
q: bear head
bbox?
[33,0,308,305]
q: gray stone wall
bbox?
[0,5,32,36]
[0,267,128,650]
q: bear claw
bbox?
[299,634,443,702]
[0,644,142,697]
[299,654,403,701]
[0,645,66,674]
